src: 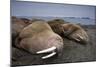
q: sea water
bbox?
[16,16,96,25]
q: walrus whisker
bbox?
[41,51,56,59]
[36,46,56,54]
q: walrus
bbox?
[15,21,63,59]
[48,19,89,44]
[11,16,31,46]
[62,23,89,44]
[12,16,30,36]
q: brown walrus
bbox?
[11,16,31,47]
[48,19,89,44]
[11,16,31,37]
[62,23,89,44]
[15,21,63,59]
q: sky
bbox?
[11,0,96,19]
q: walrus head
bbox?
[15,22,64,59]
[61,23,89,44]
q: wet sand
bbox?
[11,27,96,66]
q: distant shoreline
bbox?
[12,16,96,25]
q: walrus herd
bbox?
[48,19,89,44]
[12,16,89,59]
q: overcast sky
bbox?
[11,0,96,19]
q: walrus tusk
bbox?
[77,34,84,39]
[36,46,56,54]
[74,37,80,41]
[42,51,56,59]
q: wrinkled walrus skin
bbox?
[48,19,89,44]
[15,21,63,59]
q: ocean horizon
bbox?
[13,16,96,25]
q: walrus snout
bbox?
[62,24,89,44]
[67,28,89,44]
[37,34,63,59]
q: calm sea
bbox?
[16,16,96,25]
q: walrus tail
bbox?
[36,46,57,59]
